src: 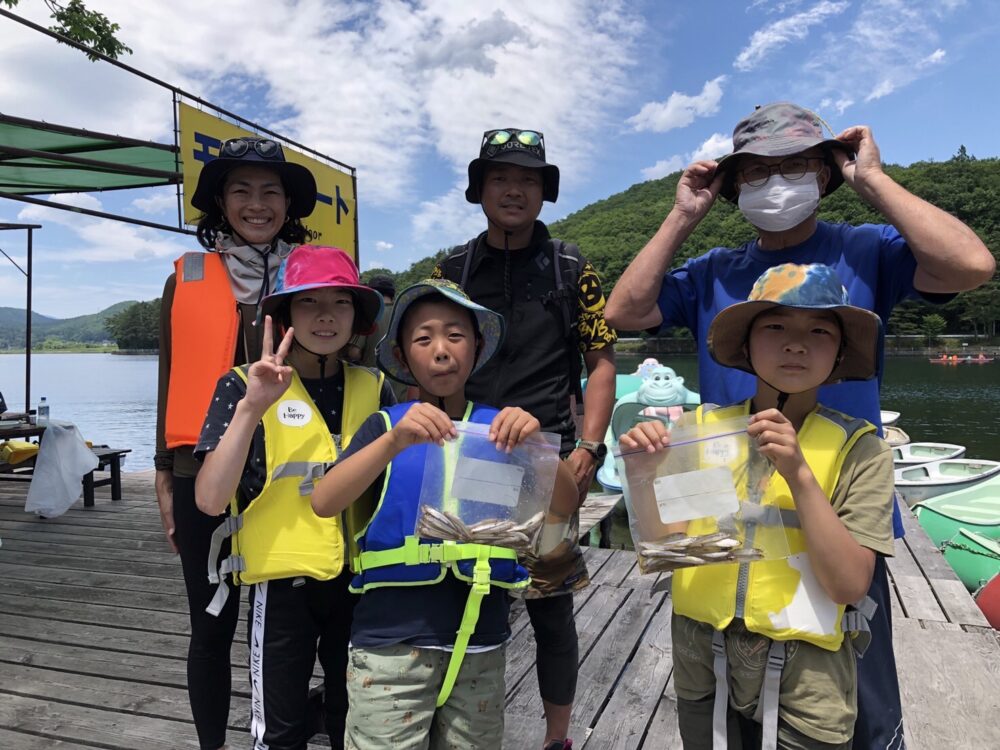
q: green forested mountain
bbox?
[369,154,1000,338]
[0,301,135,349]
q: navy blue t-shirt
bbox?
[335,410,511,649]
[657,222,954,538]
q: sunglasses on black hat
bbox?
[480,128,545,159]
[219,137,283,160]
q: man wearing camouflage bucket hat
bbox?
[606,102,994,749]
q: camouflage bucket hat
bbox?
[376,278,506,386]
[715,102,854,202]
[707,263,882,384]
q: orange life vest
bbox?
[164,252,241,449]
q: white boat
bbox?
[892,442,966,467]
[883,425,910,447]
[895,458,1000,506]
[880,409,901,426]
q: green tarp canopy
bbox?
[0,113,180,194]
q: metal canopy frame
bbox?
[0,223,41,412]
[0,10,360,411]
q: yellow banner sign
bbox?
[178,103,357,258]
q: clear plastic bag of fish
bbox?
[415,422,562,555]
[616,416,790,574]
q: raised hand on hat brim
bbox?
[833,126,886,194]
[244,315,295,415]
[673,161,724,223]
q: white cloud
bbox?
[690,132,733,162]
[640,156,686,181]
[412,184,485,254]
[1,1,642,211]
[131,191,177,216]
[374,241,394,252]
[628,76,728,133]
[919,48,947,67]
[734,0,849,71]
[640,132,731,181]
[819,96,855,115]
[803,1,962,110]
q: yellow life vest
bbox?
[672,401,874,651]
[206,363,382,614]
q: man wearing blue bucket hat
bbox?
[606,103,995,749]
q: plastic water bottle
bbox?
[37,397,49,425]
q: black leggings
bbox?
[173,475,240,750]
[526,593,578,706]
[247,574,354,750]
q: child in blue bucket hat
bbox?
[312,279,582,749]
[193,245,396,750]
[620,263,895,750]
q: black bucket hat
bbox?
[715,102,854,203]
[465,128,560,203]
[191,136,318,218]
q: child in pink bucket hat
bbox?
[194,245,395,750]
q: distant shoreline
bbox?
[0,348,158,355]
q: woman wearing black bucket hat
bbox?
[154,136,317,750]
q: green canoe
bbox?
[912,475,1000,547]
[942,529,1000,592]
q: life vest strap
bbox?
[740,504,801,529]
[270,460,332,496]
[207,515,243,585]
[436,547,492,708]
[711,630,729,750]
[841,594,878,658]
[353,536,518,573]
[752,639,786,750]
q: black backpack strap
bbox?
[459,235,484,290]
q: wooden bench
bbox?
[0,445,131,508]
[82,447,131,507]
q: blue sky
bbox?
[2,0,997,318]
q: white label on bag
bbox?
[451,457,524,507]
[702,435,739,466]
[276,400,313,427]
[654,466,739,524]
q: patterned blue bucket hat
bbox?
[376,278,506,386]
[708,263,882,384]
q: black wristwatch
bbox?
[576,439,608,461]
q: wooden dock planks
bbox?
[2,476,999,749]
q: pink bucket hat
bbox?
[259,245,383,335]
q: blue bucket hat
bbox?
[377,279,505,386]
[707,263,881,384]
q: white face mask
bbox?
[738,175,820,232]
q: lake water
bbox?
[1,352,998,472]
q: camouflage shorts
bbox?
[345,644,506,750]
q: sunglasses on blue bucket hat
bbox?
[465,127,560,204]
[707,263,882,385]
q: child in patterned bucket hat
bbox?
[619,263,895,750]
[312,278,580,750]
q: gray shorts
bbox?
[345,644,506,750]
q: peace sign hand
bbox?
[244,315,295,416]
